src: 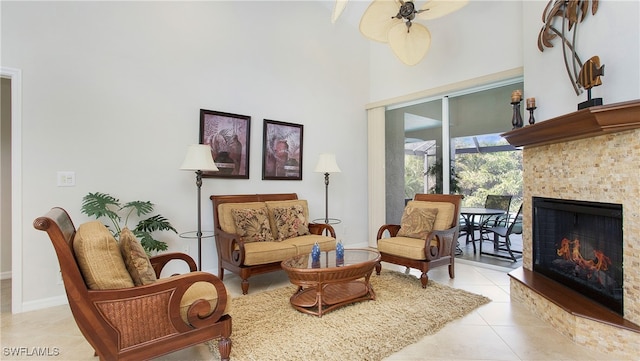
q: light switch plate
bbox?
[57,171,76,187]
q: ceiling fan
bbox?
[334,0,469,66]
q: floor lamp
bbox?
[180,144,218,270]
[314,153,341,224]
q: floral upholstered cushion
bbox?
[119,227,157,286]
[232,207,275,243]
[272,205,310,241]
[397,206,439,239]
[73,221,134,290]
[217,202,268,234]
[264,199,309,236]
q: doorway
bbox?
[1,77,11,312]
[1,67,23,313]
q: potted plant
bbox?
[426,159,461,194]
[81,192,176,254]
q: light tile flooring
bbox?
[0,261,624,361]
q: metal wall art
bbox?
[537,0,604,109]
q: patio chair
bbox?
[483,204,523,261]
[472,195,512,251]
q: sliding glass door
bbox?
[385,82,524,223]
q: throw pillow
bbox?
[264,199,309,236]
[272,205,310,241]
[406,201,456,231]
[217,202,268,234]
[119,227,157,286]
[73,221,134,290]
[397,206,439,239]
[232,207,275,243]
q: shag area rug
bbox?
[209,270,491,361]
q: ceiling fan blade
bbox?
[417,0,469,20]
[388,22,431,65]
[359,0,403,43]
[331,0,348,23]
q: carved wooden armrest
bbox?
[215,228,246,266]
[308,223,336,238]
[424,227,457,261]
[376,224,401,241]
[149,252,197,278]
[87,272,229,335]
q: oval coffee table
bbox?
[281,248,381,317]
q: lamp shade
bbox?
[180,144,219,172]
[314,153,341,173]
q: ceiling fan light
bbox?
[331,0,348,23]
[359,0,404,42]
[388,22,431,65]
[418,0,469,20]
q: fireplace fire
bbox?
[532,197,623,315]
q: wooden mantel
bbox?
[501,99,640,148]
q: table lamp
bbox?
[180,144,218,270]
[314,153,341,224]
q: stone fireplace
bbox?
[502,100,640,358]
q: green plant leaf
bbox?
[81,192,121,223]
[135,214,177,234]
[81,192,173,254]
[136,231,169,254]
[121,201,154,217]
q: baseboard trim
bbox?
[20,295,68,313]
[1,271,11,280]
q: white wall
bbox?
[1,1,370,310]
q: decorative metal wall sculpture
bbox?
[537,0,604,109]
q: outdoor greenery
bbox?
[404,156,462,197]
[404,155,426,198]
[404,150,523,212]
[456,150,523,211]
[426,159,461,194]
[81,192,176,254]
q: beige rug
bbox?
[209,270,491,361]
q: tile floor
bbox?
[0,260,624,361]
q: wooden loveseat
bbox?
[211,193,336,294]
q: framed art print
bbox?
[262,119,303,180]
[200,109,250,179]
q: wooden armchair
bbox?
[33,207,232,361]
[375,194,463,288]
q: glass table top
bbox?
[283,248,380,270]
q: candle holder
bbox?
[511,100,523,129]
[527,106,537,125]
